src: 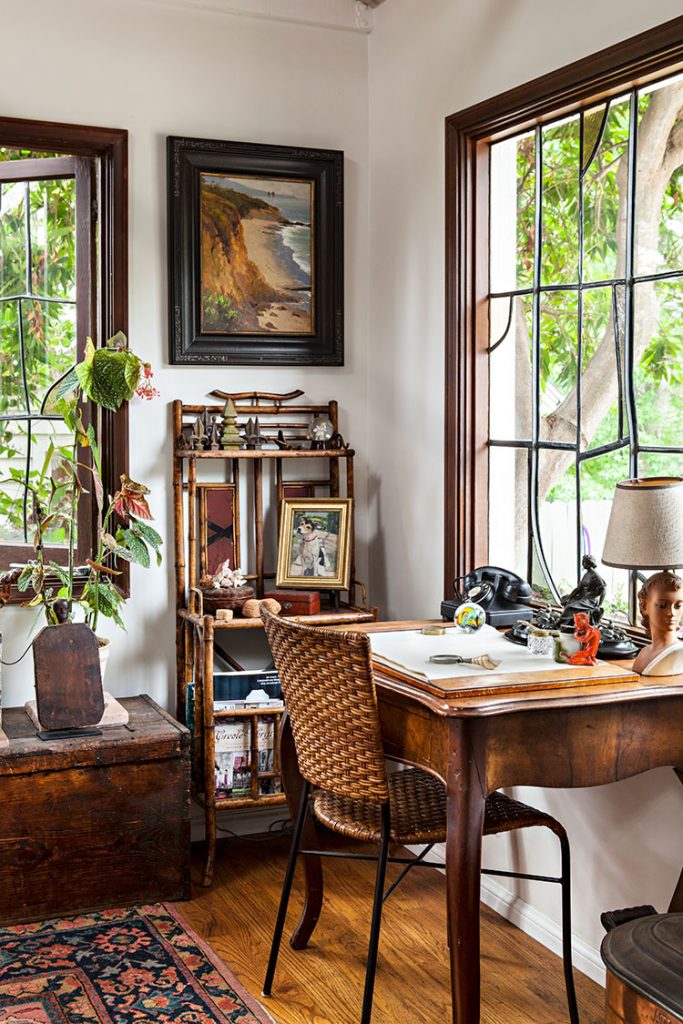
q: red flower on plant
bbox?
[135,364,160,400]
[112,475,153,520]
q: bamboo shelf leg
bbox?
[201,615,216,888]
[254,459,264,597]
[188,459,197,603]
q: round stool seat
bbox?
[601,913,683,1022]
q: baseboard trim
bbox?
[480,875,606,987]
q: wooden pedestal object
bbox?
[0,695,191,925]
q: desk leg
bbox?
[446,722,486,1024]
[668,767,683,912]
[279,714,324,950]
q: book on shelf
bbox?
[185,669,283,731]
[213,667,283,709]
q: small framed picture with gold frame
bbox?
[276,498,352,590]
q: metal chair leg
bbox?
[360,804,391,1024]
[557,829,579,1024]
[263,780,311,997]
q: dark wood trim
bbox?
[0,117,129,597]
[444,15,683,596]
[0,157,75,182]
[446,16,683,142]
[0,116,128,158]
[75,157,96,567]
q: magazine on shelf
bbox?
[214,715,281,799]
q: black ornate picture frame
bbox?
[167,136,343,365]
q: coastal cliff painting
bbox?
[200,174,314,335]
[168,137,343,366]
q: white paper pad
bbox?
[369,625,566,681]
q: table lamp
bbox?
[602,477,683,676]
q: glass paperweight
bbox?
[453,601,486,634]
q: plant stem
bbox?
[66,432,79,615]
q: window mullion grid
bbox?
[576,111,585,585]
[529,125,561,602]
[16,298,33,544]
[623,88,640,619]
[611,284,625,439]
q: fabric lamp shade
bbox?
[602,477,683,569]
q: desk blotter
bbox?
[369,625,637,697]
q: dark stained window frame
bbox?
[0,116,129,597]
[444,16,683,600]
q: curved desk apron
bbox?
[278,620,683,1024]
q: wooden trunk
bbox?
[0,695,191,926]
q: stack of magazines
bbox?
[214,717,281,799]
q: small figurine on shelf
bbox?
[220,398,243,450]
[559,554,606,627]
[329,431,349,450]
[209,416,221,451]
[309,414,334,450]
[199,559,255,615]
[243,417,264,450]
[212,560,247,589]
[563,612,601,666]
[274,430,294,451]
[191,415,208,450]
[176,428,192,451]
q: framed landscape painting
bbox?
[276,498,352,590]
[168,136,343,365]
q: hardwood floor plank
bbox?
[177,835,605,1024]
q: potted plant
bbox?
[0,332,161,668]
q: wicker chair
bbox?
[261,609,579,1024]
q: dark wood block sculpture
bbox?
[33,623,104,731]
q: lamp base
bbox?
[637,641,683,676]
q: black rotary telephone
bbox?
[441,566,534,628]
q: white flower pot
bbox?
[97,636,111,683]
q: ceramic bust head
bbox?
[632,570,683,675]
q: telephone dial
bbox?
[441,566,534,628]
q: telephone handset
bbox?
[441,566,534,628]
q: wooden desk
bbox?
[279,621,683,1024]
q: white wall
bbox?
[367,0,683,978]
[0,0,370,708]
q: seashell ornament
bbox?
[428,653,501,671]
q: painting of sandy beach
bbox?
[200,173,314,335]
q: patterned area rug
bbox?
[0,904,275,1023]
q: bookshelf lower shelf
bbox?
[194,791,288,812]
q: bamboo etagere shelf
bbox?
[173,392,376,886]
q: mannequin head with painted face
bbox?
[632,571,683,674]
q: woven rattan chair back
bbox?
[262,608,390,803]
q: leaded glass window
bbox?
[487,72,683,620]
[0,150,94,566]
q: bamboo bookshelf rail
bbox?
[173,394,376,886]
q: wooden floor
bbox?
[177,834,606,1024]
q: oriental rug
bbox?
[0,904,275,1024]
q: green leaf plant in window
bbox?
[0,332,161,642]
